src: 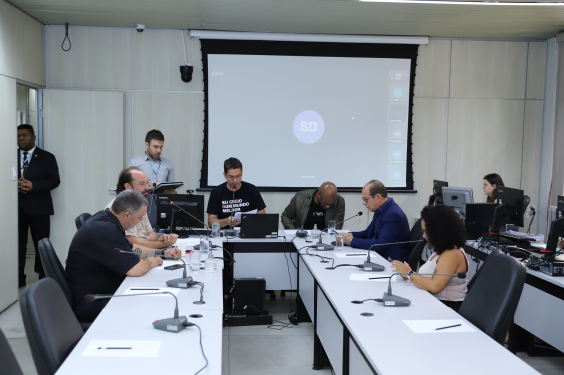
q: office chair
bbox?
[458,252,526,345]
[38,238,92,331]
[74,213,91,230]
[406,218,426,271]
[466,248,502,291]
[0,328,24,375]
[20,278,84,375]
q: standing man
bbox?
[342,180,410,261]
[106,167,178,249]
[17,124,60,287]
[281,182,345,230]
[207,157,266,229]
[128,129,176,194]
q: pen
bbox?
[435,324,461,331]
[98,347,132,350]
[130,288,160,291]
[369,276,392,280]
[346,254,365,256]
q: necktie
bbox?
[22,151,29,177]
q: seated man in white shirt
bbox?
[106,167,178,249]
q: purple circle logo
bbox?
[293,110,325,144]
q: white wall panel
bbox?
[526,42,547,100]
[0,75,18,311]
[450,41,528,100]
[0,1,14,78]
[414,39,451,98]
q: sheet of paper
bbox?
[403,319,476,333]
[350,273,397,282]
[81,340,162,357]
[334,252,370,258]
[175,238,201,247]
[234,209,258,221]
[122,287,179,297]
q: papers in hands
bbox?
[234,209,258,221]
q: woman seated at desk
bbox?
[483,173,505,203]
[391,205,468,312]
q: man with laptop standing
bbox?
[207,157,266,229]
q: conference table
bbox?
[56,233,539,375]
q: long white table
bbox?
[295,237,539,375]
[56,247,225,375]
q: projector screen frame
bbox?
[199,39,418,193]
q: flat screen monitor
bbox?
[465,203,499,240]
[442,187,473,216]
[431,180,448,205]
[496,187,526,228]
[557,195,564,219]
[544,217,564,259]
[155,193,205,232]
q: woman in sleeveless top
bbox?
[391,205,468,312]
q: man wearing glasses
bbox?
[281,182,345,230]
[207,157,266,229]
[105,167,179,249]
[342,180,410,261]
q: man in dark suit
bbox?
[17,124,60,287]
[342,180,411,261]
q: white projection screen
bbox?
[200,40,417,192]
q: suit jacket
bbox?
[281,189,345,230]
[350,198,411,261]
[18,147,60,216]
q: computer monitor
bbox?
[429,180,448,205]
[441,187,473,216]
[465,203,499,240]
[557,195,564,219]
[543,217,564,259]
[155,193,205,235]
[490,186,526,233]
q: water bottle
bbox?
[199,239,210,263]
[205,252,217,272]
[312,224,320,239]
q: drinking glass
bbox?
[335,234,344,251]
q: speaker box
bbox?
[233,278,266,316]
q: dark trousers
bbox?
[18,211,50,284]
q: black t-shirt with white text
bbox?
[207,181,266,228]
[304,198,326,230]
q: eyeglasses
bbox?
[361,193,378,203]
[131,181,152,187]
[227,174,242,180]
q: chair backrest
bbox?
[0,328,24,375]
[38,238,73,304]
[406,219,425,270]
[466,248,502,291]
[20,278,83,375]
[522,195,530,215]
[458,252,526,345]
[74,213,91,230]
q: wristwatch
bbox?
[407,270,415,280]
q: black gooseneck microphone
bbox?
[363,240,424,272]
[114,248,194,289]
[358,271,467,307]
[224,185,237,237]
[84,292,193,333]
[296,196,311,238]
[316,211,363,251]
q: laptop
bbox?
[465,203,499,240]
[240,213,279,238]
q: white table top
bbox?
[295,238,539,375]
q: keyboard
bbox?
[500,232,536,241]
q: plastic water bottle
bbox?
[312,224,320,239]
[205,252,217,272]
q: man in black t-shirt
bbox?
[66,190,176,322]
[207,157,266,229]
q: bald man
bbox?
[281,182,345,230]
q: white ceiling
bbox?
[7,0,564,40]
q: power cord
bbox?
[191,323,208,375]
[527,208,536,234]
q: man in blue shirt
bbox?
[342,180,411,261]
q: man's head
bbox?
[223,157,243,190]
[17,124,36,151]
[361,180,388,212]
[116,167,150,197]
[316,182,338,209]
[111,189,148,230]
[144,129,165,160]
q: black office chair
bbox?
[38,238,92,331]
[20,278,84,375]
[406,218,426,271]
[74,213,91,230]
[458,252,526,345]
[522,195,530,215]
[0,328,24,375]
[466,248,502,291]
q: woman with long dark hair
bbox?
[391,205,468,311]
[483,173,505,203]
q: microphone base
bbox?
[224,229,237,237]
[382,292,411,307]
[296,230,308,238]
[166,277,194,289]
[315,242,335,251]
[152,316,188,333]
[363,261,386,272]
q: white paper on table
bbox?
[335,230,351,233]
[175,238,201,247]
[81,340,162,357]
[234,209,257,221]
[122,287,179,296]
[403,319,476,333]
[154,259,185,270]
[350,273,397,282]
[334,252,370,258]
